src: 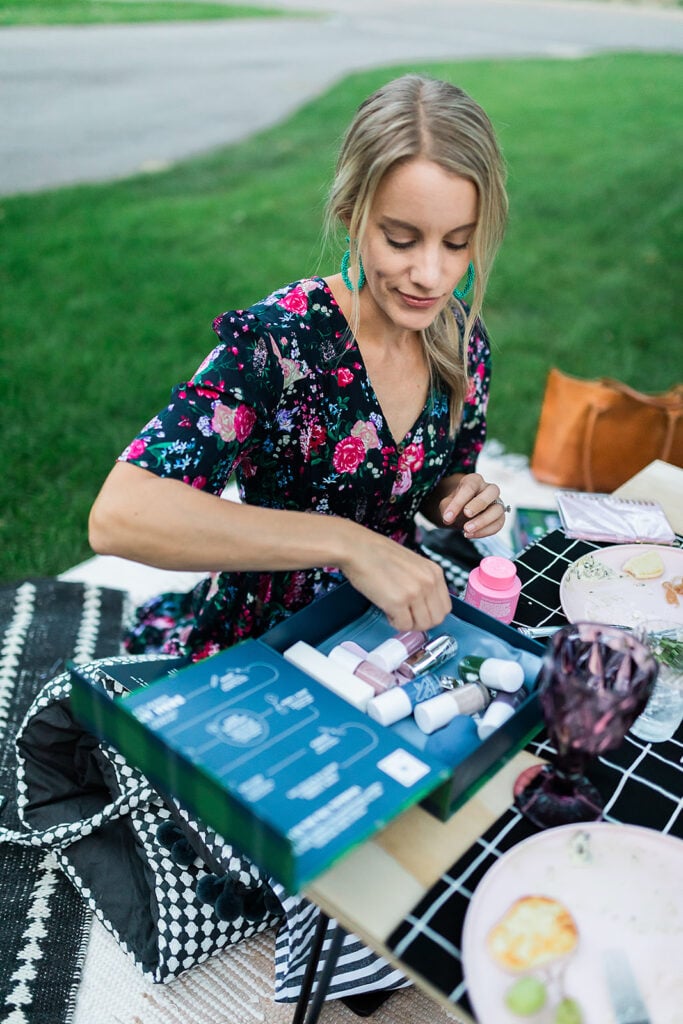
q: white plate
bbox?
[462,822,683,1024]
[559,544,683,628]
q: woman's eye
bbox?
[386,237,414,250]
[386,236,469,252]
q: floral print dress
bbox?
[121,277,491,660]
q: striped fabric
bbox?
[271,887,410,1002]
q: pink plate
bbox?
[559,544,683,628]
[462,822,683,1024]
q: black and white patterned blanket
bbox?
[0,580,126,1024]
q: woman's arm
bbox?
[420,471,505,538]
[89,461,452,632]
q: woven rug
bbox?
[75,916,463,1024]
[0,578,463,1024]
[0,579,127,1024]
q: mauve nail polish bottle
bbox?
[328,641,397,694]
[365,630,428,673]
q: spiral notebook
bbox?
[556,491,676,544]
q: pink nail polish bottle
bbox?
[328,641,398,694]
[464,556,521,624]
[366,630,428,672]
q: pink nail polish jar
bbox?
[463,555,521,624]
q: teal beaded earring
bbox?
[453,261,475,300]
[340,236,366,292]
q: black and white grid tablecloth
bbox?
[387,528,683,1017]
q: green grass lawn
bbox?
[0,0,287,27]
[1,53,682,583]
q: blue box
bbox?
[262,586,545,820]
[71,586,544,891]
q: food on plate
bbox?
[554,997,584,1024]
[621,549,665,580]
[487,895,579,972]
[663,575,683,607]
[504,976,547,1017]
[566,553,622,583]
[567,829,592,865]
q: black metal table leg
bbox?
[300,923,347,1024]
[291,911,331,1024]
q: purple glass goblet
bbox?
[514,622,657,829]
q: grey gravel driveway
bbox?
[1,0,682,195]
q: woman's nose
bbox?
[410,247,442,290]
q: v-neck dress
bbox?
[120,277,491,660]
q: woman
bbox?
[89,73,509,667]
[89,73,509,1014]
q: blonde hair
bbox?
[324,74,508,432]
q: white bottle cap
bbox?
[328,642,366,673]
[366,631,427,672]
[366,686,413,727]
[414,692,460,734]
[479,658,525,693]
[283,641,374,711]
[366,637,409,672]
[476,698,517,740]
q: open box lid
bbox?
[70,583,545,892]
[69,639,451,893]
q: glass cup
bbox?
[514,622,657,828]
[630,623,683,743]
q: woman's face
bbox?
[358,157,478,337]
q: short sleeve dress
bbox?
[121,277,491,660]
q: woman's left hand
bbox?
[433,472,508,538]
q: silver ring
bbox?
[492,497,512,514]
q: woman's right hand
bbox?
[339,528,452,633]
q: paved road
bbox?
[1,0,682,196]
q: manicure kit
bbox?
[274,583,544,820]
[70,584,545,892]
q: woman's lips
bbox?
[397,290,442,310]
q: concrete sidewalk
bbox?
[2,0,682,195]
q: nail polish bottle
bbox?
[477,687,528,740]
[464,556,521,624]
[414,681,491,735]
[328,641,397,694]
[366,671,447,727]
[366,630,428,673]
[283,641,374,711]
[396,635,459,680]
[458,655,525,693]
